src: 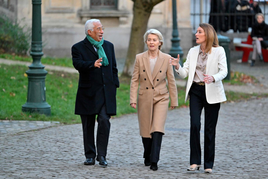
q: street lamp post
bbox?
[22,0,51,115]
[169,0,183,65]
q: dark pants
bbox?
[80,105,111,159]
[142,132,163,163]
[189,83,220,169]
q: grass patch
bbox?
[0,53,73,67]
[0,64,137,124]
[224,71,259,85]
[1,64,267,124]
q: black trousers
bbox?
[189,83,220,169]
[80,105,111,159]
[142,132,163,163]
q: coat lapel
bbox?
[152,51,165,80]
[142,51,154,85]
[190,46,200,76]
[205,47,214,73]
[83,38,98,58]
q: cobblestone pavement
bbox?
[0,120,60,136]
[0,97,267,178]
[0,58,268,178]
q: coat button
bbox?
[152,87,154,89]
[146,87,148,89]
[144,78,146,80]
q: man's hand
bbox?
[94,58,102,68]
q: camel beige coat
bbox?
[130,51,178,138]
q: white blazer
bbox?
[175,45,228,104]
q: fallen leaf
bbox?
[9,92,15,96]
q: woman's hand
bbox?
[130,103,137,109]
[203,74,215,84]
[170,106,176,110]
[169,54,180,70]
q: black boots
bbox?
[252,54,264,67]
[251,59,255,66]
[142,132,163,171]
[150,162,158,171]
[259,54,263,61]
[142,137,152,166]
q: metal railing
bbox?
[191,0,268,33]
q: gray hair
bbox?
[256,13,264,20]
[85,19,100,35]
[143,29,164,50]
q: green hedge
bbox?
[0,16,30,55]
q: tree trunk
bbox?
[122,0,164,77]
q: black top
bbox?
[251,21,268,40]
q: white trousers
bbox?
[252,39,262,60]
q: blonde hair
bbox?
[143,29,164,50]
[199,23,219,53]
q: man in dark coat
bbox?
[71,19,119,167]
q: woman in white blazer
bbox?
[170,23,227,174]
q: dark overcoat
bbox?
[71,38,119,116]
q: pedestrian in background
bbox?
[71,19,119,167]
[251,13,268,66]
[130,29,178,171]
[250,0,262,15]
[250,0,262,27]
[170,23,227,174]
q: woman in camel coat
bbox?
[130,29,178,171]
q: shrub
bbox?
[0,16,30,55]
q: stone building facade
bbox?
[0,0,192,59]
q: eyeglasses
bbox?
[96,26,105,32]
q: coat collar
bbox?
[142,50,166,85]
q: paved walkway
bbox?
[1,98,268,178]
[0,57,268,178]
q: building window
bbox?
[90,0,117,10]
[0,0,9,8]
